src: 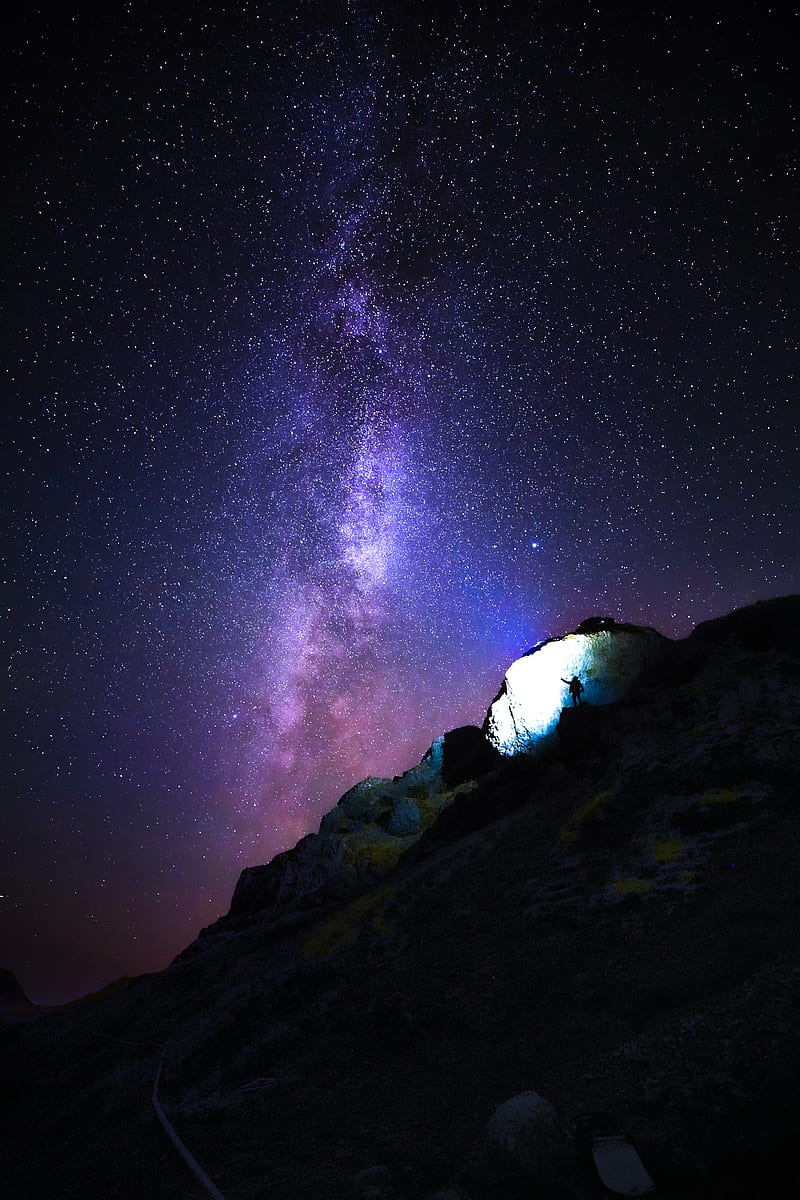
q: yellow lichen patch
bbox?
[412,781,477,830]
[613,878,652,896]
[560,790,612,844]
[410,795,437,827]
[409,790,447,828]
[652,835,683,864]
[301,887,394,960]
[680,870,695,885]
[341,829,417,874]
[701,788,740,805]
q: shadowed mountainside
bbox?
[2,596,800,1199]
[0,968,45,1021]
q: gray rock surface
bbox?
[469,1090,576,1193]
[385,797,421,836]
[229,831,347,914]
[484,618,667,755]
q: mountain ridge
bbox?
[3,595,800,1199]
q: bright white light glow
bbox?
[485,629,663,756]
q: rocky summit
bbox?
[484,616,667,754]
[3,596,800,1200]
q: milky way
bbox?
[4,3,798,1001]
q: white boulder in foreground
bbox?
[484,617,667,755]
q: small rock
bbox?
[468,1089,578,1194]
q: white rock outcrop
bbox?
[484,618,667,755]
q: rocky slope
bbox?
[2,597,800,1199]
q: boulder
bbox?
[468,1089,577,1193]
[384,798,421,836]
[484,621,667,755]
[337,777,397,822]
[440,725,503,787]
[229,832,346,915]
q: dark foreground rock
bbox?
[2,597,800,1199]
[0,968,38,1020]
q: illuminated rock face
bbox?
[484,619,667,756]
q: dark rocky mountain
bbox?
[0,968,38,1020]
[2,596,800,1199]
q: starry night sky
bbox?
[4,2,798,1003]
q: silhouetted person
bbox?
[562,675,584,706]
